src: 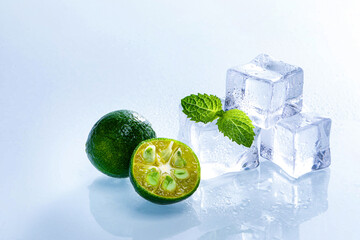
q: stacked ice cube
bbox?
[179,54,331,179]
[225,53,304,129]
[260,113,331,178]
[226,54,332,178]
[179,104,260,179]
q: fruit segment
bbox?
[143,145,156,163]
[146,168,160,186]
[161,175,176,191]
[173,169,189,179]
[172,148,186,168]
[160,141,173,163]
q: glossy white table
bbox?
[1,1,359,239]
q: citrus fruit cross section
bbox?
[130,138,201,204]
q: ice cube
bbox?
[178,104,260,180]
[260,113,331,178]
[225,54,304,129]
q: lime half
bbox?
[130,138,201,204]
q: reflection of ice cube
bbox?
[191,170,262,235]
[258,161,329,225]
[198,224,266,240]
[190,161,329,240]
[194,170,260,215]
[225,54,304,129]
[178,105,260,180]
[260,113,331,178]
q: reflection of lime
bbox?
[88,177,201,239]
[86,110,156,178]
[130,138,201,204]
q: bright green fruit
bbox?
[86,110,156,178]
[130,138,201,204]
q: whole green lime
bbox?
[86,110,156,178]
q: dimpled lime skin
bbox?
[86,110,156,178]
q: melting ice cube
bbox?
[225,54,304,129]
[178,104,260,180]
[260,113,331,178]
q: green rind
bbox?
[129,138,201,205]
[85,110,156,178]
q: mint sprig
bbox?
[181,94,255,148]
[216,109,255,147]
[181,94,222,123]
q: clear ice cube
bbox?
[225,54,304,129]
[260,113,331,178]
[178,104,260,180]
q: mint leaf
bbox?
[181,93,255,148]
[181,94,223,123]
[216,109,255,148]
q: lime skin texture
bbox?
[86,110,156,178]
[130,138,201,205]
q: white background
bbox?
[1,0,360,239]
